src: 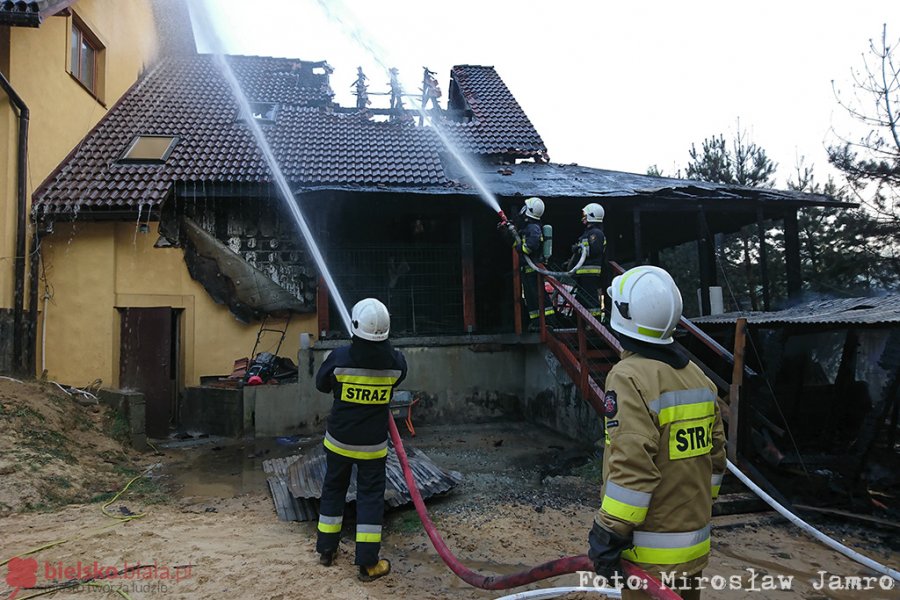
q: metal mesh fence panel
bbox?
[327,244,463,336]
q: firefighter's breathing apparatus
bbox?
[497,210,587,277]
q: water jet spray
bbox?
[313,0,504,219]
[193,3,668,593]
[192,0,352,333]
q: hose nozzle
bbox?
[497,210,508,225]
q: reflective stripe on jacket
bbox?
[574,224,605,271]
[596,351,726,575]
[517,221,543,262]
[316,343,408,458]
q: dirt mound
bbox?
[0,378,143,515]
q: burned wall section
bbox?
[220,198,316,306]
[752,326,898,449]
[166,194,318,322]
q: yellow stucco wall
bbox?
[40,222,317,389]
[1,0,158,310]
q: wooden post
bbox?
[577,313,588,395]
[460,215,476,333]
[757,208,771,311]
[633,207,643,264]
[697,209,715,316]
[538,272,546,341]
[314,196,331,339]
[511,249,522,335]
[728,317,748,463]
[317,277,330,339]
[784,208,802,300]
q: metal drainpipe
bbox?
[27,226,40,374]
[0,70,30,374]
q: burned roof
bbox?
[296,161,844,209]
[0,0,74,27]
[33,54,547,215]
[692,295,900,327]
[33,53,839,216]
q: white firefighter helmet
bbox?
[582,203,605,223]
[351,298,391,341]
[608,266,683,345]
[520,197,545,220]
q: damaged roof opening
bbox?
[245,102,278,125]
[119,135,178,164]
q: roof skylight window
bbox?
[119,135,178,164]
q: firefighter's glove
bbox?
[498,221,518,244]
[587,522,632,580]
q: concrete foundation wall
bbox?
[97,388,148,450]
[181,387,244,437]
[245,383,330,437]
[175,339,603,444]
[522,345,603,443]
[242,340,602,445]
[400,345,526,424]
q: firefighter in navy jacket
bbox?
[506,197,554,325]
[315,298,408,582]
[571,203,606,317]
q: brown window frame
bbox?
[69,15,104,100]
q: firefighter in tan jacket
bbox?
[587,266,726,600]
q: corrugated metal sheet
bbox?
[263,442,462,522]
[692,295,900,326]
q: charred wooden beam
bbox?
[696,208,716,316]
[460,215,476,333]
[783,209,802,299]
[757,207,771,311]
[728,318,748,463]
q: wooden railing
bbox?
[536,273,622,417]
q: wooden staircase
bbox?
[536,264,774,516]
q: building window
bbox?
[69,16,105,99]
[119,136,179,164]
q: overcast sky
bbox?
[192,0,899,188]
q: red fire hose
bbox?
[388,418,680,598]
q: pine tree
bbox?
[685,126,778,311]
[649,126,778,313]
[826,24,900,287]
[789,158,899,294]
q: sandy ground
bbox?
[2,420,899,599]
[0,379,145,516]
